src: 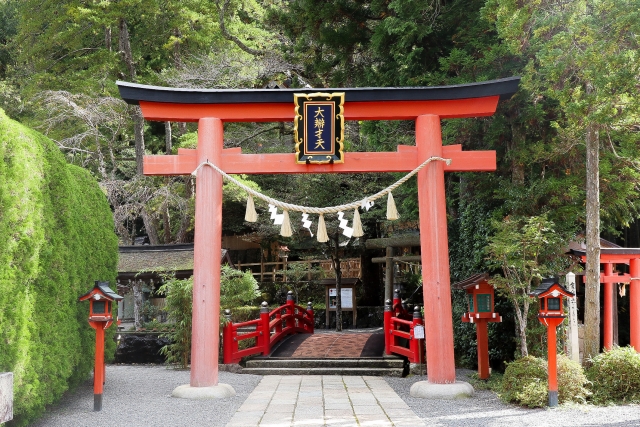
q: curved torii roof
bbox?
[116,77,520,122]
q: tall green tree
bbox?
[485,0,640,362]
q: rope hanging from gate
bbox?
[192,155,451,242]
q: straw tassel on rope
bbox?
[245,194,258,222]
[317,214,329,242]
[352,208,364,238]
[280,210,293,237]
[386,192,399,220]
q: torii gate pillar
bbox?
[172,118,235,399]
[410,115,473,398]
[191,118,223,387]
[416,115,456,383]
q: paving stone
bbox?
[265,404,296,413]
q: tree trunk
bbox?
[512,295,529,357]
[176,122,188,137]
[584,117,601,363]
[132,280,144,330]
[518,321,528,357]
[163,200,171,243]
[131,107,145,175]
[115,219,133,245]
[165,121,172,154]
[175,176,193,243]
[118,18,145,175]
[511,122,526,185]
[105,26,112,51]
[140,207,160,245]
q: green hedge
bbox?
[0,109,118,425]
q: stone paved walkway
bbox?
[226,375,426,427]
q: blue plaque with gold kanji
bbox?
[294,92,344,164]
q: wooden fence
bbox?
[235,258,361,282]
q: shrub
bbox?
[586,346,640,404]
[219,265,261,308]
[159,277,193,369]
[501,356,548,407]
[557,354,590,404]
[501,354,589,407]
[159,267,260,368]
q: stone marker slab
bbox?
[0,372,13,423]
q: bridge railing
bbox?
[384,294,424,364]
[222,291,314,364]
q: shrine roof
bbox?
[567,237,622,251]
[117,77,520,105]
[117,244,234,281]
[451,273,490,290]
[530,278,574,298]
[571,248,640,256]
[79,281,123,301]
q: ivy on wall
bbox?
[0,109,118,426]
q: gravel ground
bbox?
[30,365,640,427]
[387,369,640,427]
[29,365,261,427]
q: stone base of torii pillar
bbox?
[172,384,235,399]
[410,381,474,399]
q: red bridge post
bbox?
[384,300,392,356]
[286,291,295,329]
[222,309,234,364]
[411,306,424,363]
[306,302,314,333]
[260,302,271,356]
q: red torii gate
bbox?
[571,247,640,351]
[118,77,519,397]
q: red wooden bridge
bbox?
[222,291,423,368]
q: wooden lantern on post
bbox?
[529,277,574,407]
[79,281,123,411]
[456,273,501,379]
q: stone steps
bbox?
[242,357,406,376]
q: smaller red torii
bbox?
[570,247,640,351]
